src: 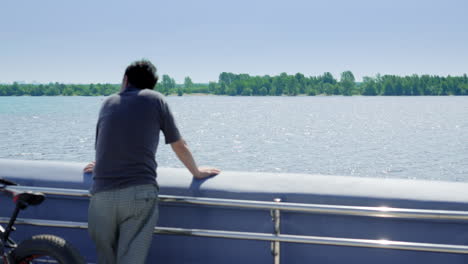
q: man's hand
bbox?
[83,161,96,173]
[194,167,221,179]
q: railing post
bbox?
[271,198,281,264]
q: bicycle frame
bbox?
[0,180,44,263]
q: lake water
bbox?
[0,96,467,182]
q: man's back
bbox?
[92,86,180,194]
[85,59,219,264]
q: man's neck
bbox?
[121,85,139,93]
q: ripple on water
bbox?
[0,96,467,182]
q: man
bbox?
[83,60,220,264]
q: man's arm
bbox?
[170,138,220,179]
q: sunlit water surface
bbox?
[0,96,467,181]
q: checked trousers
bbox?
[88,184,159,264]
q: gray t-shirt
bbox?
[91,86,181,194]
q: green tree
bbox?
[208,82,217,93]
[286,77,299,96]
[321,72,336,84]
[272,77,283,95]
[63,87,74,96]
[218,83,227,95]
[393,79,403,95]
[323,83,334,95]
[269,85,277,96]
[11,82,21,95]
[44,86,59,96]
[219,72,234,86]
[305,85,316,96]
[294,73,306,94]
[184,76,193,94]
[241,87,252,96]
[383,80,394,95]
[361,77,377,95]
[160,75,176,95]
[340,71,355,96]
[226,86,237,96]
[460,83,468,95]
[177,86,184,96]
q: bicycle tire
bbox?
[11,234,86,264]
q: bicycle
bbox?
[0,178,86,264]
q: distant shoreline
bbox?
[1,72,467,96]
[0,94,465,97]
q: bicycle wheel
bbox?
[11,234,86,264]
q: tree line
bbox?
[0,83,119,96]
[1,72,468,96]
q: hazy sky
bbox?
[1,0,467,83]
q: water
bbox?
[0,96,467,182]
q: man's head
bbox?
[124,60,158,90]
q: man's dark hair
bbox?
[124,60,158,89]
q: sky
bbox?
[1,0,467,84]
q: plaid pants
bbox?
[88,184,159,264]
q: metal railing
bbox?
[3,185,468,263]
[6,185,468,221]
